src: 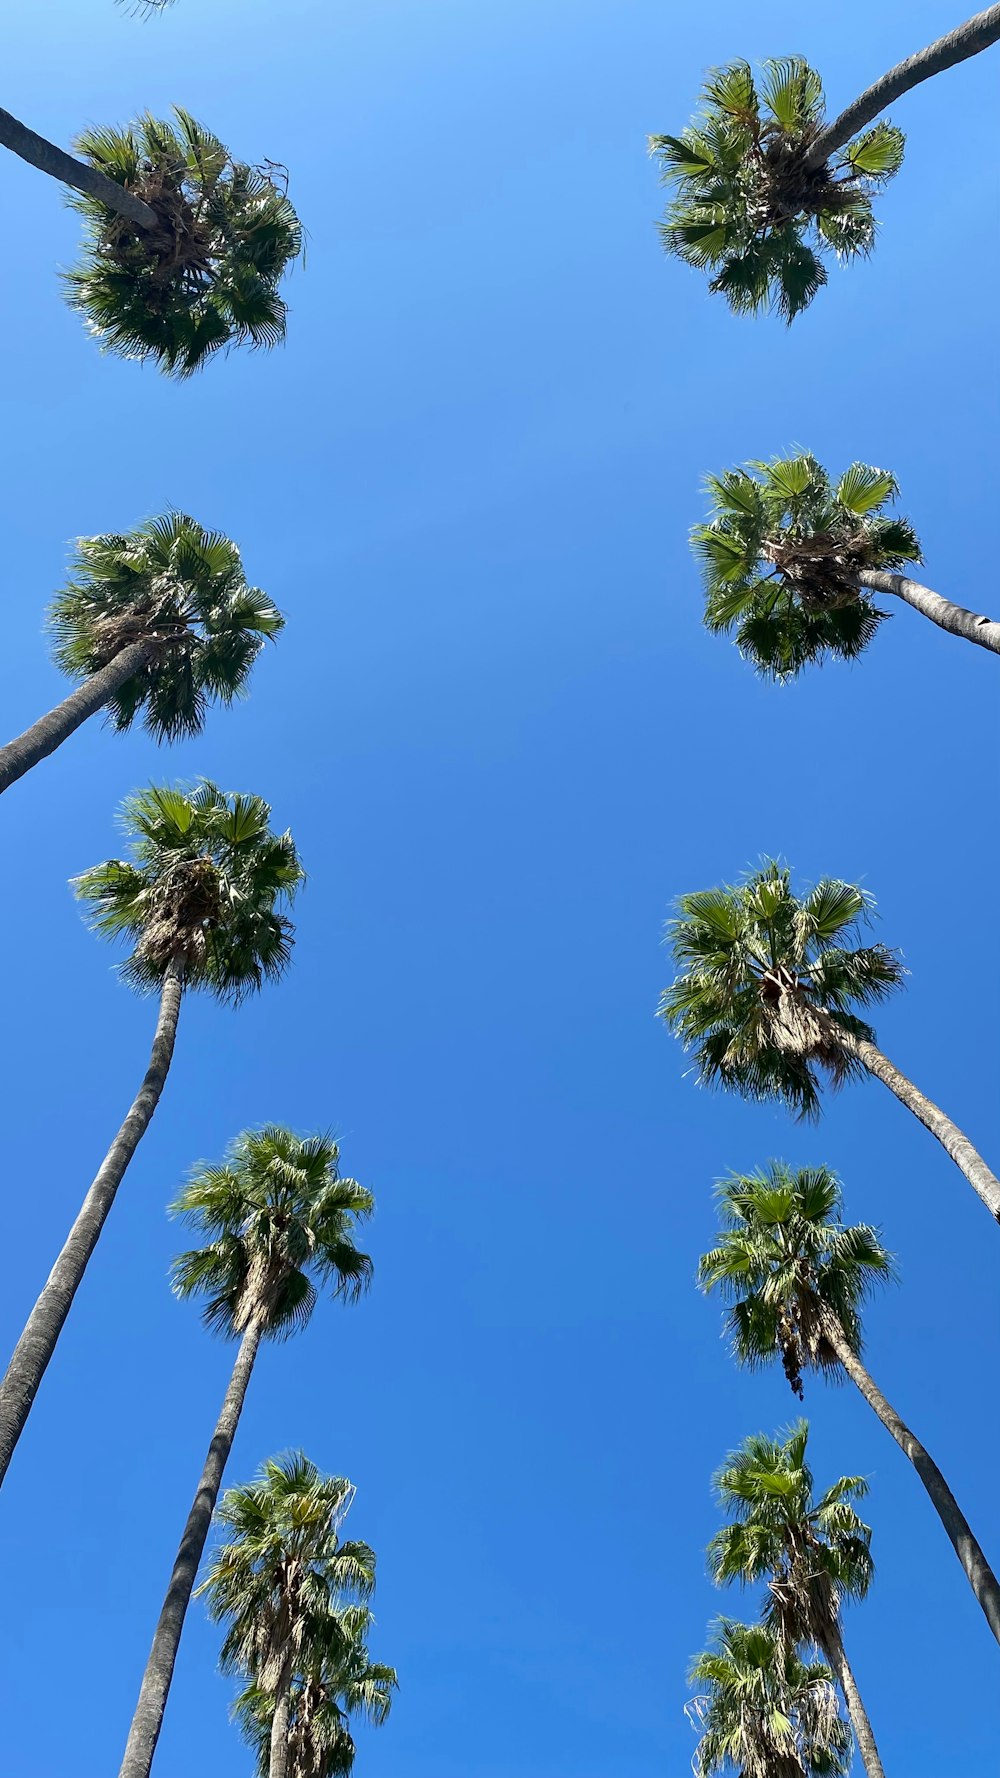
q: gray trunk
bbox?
[807,5,1000,164]
[0,960,183,1488]
[118,1318,265,1778]
[0,106,157,227]
[838,1027,1000,1223]
[0,641,158,796]
[821,1307,1000,1645]
[859,568,1000,657]
[269,1682,292,1778]
[821,1621,886,1778]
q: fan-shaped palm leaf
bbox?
[688,1616,850,1777]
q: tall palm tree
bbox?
[710,1424,883,1778]
[700,1163,1000,1644]
[201,1455,383,1778]
[652,8,1000,317]
[0,514,283,797]
[660,861,1000,1223]
[693,454,1000,670]
[119,1131,374,1778]
[0,105,301,374]
[0,784,302,1491]
[233,1607,397,1778]
[687,1617,850,1778]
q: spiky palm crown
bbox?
[652,59,904,320]
[693,454,922,678]
[65,108,302,376]
[73,781,303,999]
[171,1126,374,1341]
[48,513,283,739]
[709,1424,874,1652]
[235,1618,396,1778]
[659,861,904,1120]
[699,1163,894,1399]
[688,1618,851,1778]
[201,1454,378,1705]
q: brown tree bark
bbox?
[0,106,158,226]
[821,1621,886,1778]
[0,640,158,795]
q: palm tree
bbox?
[0,784,302,1492]
[652,8,1000,317]
[687,1617,850,1777]
[233,1608,397,1778]
[0,105,301,374]
[710,1423,883,1778]
[693,454,1000,670]
[0,514,283,797]
[700,1163,1000,1644]
[660,860,1000,1223]
[119,1131,374,1778]
[201,1454,384,1778]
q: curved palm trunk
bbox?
[836,1027,1000,1223]
[0,106,157,227]
[269,1681,292,1778]
[807,5,1000,164]
[820,1308,1000,1645]
[0,960,182,1487]
[118,1317,265,1778]
[0,640,158,796]
[820,1621,885,1778]
[858,569,1000,657]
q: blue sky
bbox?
[2,1,999,1773]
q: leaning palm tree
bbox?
[0,514,283,796]
[234,1606,397,1778]
[693,454,1000,670]
[710,1424,883,1778]
[687,1616,851,1778]
[119,1131,374,1778]
[660,861,1000,1223]
[700,1163,1000,1644]
[0,784,302,1491]
[0,105,301,373]
[652,8,1000,317]
[201,1455,382,1778]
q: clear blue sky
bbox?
[1,1,998,1773]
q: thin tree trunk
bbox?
[118,1316,265,1778]
[836,1026,1000,1224]
[820,1307,1000,1645]
[269,1681,292,1778]
[821,1621,886,1778]
[858,568,1000,657]
[0,960,183,1487]
[807,5,1000,164]
[0,640,158,796]
[0,106,157,227]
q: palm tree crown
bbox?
[49,514,283,739]
[65,108,302,376]
[710,1423,874,1651]
[234,1609,397,1778]
[171,1126,374,1341]
[699,1163,893,1398]
[201,1454,379,1703]
[652,59,903,319]
[659,861,903,1119]
[688,1617,851,1778]
[74,781,303,999]
[693,455,921,678]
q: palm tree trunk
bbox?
[819,1307,1000,1644]
[0,959,183,1488]
[118,1316,265,1778]
[269,1682,292,1778]
[821,1621,886,1778]
[0,107,157,227]
[807,5,1000,164]
[858,569,1000,657]
[834,1026,1000,1224]
[0,640,158,796]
